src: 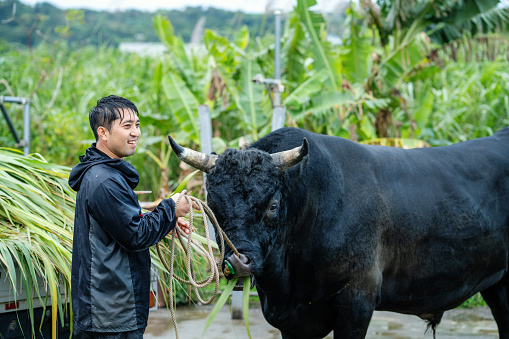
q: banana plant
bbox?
[154,14,273,147]
[361,0,509,95]
[205,27,276,143]
[371,0,508,46]
[161,72,201,143]
[279,0,391,138]
[235,59,265,140]
[358,0,509,139]
[429,2,509,43]
[153,15,211,144]
[281,11,308,89]
[295,0,342,92]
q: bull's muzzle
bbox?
[223,253,251,279]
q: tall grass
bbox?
[428,61,509,143]
[0,42,183,200]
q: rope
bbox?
[155,190,239,339]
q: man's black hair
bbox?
[89,95,139,141]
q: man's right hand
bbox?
[171,193,200,218]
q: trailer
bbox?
[0,265,71,338]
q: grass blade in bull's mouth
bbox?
[243,276,252,339]
[203,277,238,334]
[204,276,255,338]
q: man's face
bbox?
[98,109,140,159]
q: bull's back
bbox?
[365,129,509,313]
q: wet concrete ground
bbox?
[144,302,498,339]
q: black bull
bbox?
[169,127,509,339]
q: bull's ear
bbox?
[168,135,218,173]
[270,138,309,171]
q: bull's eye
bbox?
[266,193,281,223]
[267,202,279,219]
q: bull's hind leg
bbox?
[480,278,509,339]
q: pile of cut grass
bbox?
[0,148,74,334]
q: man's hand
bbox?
[177,218,190,235]
[171,193,200,218]
[168,217,190,238]
[169,193,200,237]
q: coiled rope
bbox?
[155,190,239,339]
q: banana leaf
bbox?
[162,72,200,143]
[281,11,308,87]
[296,0,341,91]
[235,59,265,139]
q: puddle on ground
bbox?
[144,303,498,339]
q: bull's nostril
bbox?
[223,253,252,278]
[239,253,250,265]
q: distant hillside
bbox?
[0,0,274,47]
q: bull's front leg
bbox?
[331,288,378,339]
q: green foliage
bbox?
[11,0,506,153]
[243,276,253,339]
[296,0,341,91]
[340,8,373,84]
[427,0,509,44]
[281,11,308,87]
[421,60,509,143]
[203,278,238,334]
[461,293,487,308]
[162,73,201,142]
[366,0,507,46]
[236,59,264,139]
[0,42,187,199]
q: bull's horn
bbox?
[271,138,309,171]
[168,136,217,173]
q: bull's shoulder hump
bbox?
[493,126,509,138]
[254,128,353,152]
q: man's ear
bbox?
[97,126,108,141]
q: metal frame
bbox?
[252,10,286,132]
[0,96,30,155]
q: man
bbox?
[68,95,191,338]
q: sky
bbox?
[20,0,344,14]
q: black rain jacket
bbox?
[68,144,176,332]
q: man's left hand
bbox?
[176,217,190,235]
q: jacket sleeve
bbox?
[87,176,177,251]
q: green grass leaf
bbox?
[203,278,238,334]
[243,276,252,339]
